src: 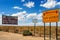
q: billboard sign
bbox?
[42,9,59,22]
[2,15,18,25]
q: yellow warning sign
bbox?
[43,9,59,22]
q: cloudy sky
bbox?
[0,0,60,26]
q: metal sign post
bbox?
[56,9,60,40]
[32,18,37,36]
[34,23,36,36]
[49,22,51,40]
[44,22,45,40]
[56,22,58,40]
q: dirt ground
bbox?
[0,31,55,40]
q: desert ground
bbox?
[0,26,60,40]
[0,31,56,40]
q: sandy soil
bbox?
[0,31,55,40]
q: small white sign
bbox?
[32,19,38,23]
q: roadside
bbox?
[0,31,55,40]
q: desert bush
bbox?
[14,30,18,33]
[23,30,32,36]
[0,29,2,31]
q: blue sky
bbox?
[0,0,60,26]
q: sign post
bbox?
[56,9,60,40]
[49,22,51,40]
[42,9,59,40]
[44,22,45,40]
[56,22,58,40]
[32,18,37,36]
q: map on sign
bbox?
[2,15,18,25]
[43,9,59,22]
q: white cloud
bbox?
[27,13,37,19]
[27,13,43,21]
[12,11,27,22]
[1,12,4,14]
[11,11,60,26]
[37,13,42,20]
[0,14,2,25]
[0,12,10,16]
[18,22,34,26]
[18,22,58,26]
[23,1,34,8]
[11,12,43,26]
[56,2,60,5]
[40,0,60,8]
[13,6,22,9]
[41,1,44,3]
[12,11,26,16]
[0,12,5,25]
[21,0,25,2]
[40,0,56,8]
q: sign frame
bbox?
[2,15,18,25]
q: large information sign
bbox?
[2,15,18,25]
[43,9,59,22]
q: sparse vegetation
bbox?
[0,26,60,37]
[0,29,2,31]
[23,30,32,36]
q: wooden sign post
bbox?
[42,9,59,40]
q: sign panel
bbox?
[32,19,37,23]
[2,15,18,25]
[43,9,59,22]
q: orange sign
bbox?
[43,9,59,22]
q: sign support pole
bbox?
[39,25,41,37]
[56,22,58,40]
[32,18,37,36]
[34,23,36,36]
[44,22,45,40]
[49,22,51,40]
